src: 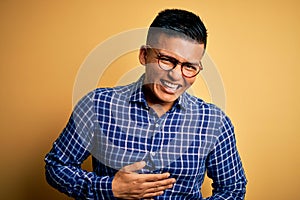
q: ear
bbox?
[139,45,148,65]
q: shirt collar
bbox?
[129,74,149,109]
[178,92,202,111]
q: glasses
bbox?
[149,47,203,78]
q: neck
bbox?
[148,102,171,117]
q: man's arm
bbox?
[204,114,247,200]
[45,91,175,199]
[45,127,115,199]
[44,91,115,198]
[45,130,175,199]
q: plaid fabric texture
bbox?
[45,75,247,199]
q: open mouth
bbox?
[160,79,181,93]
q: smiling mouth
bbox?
[160,79,181,93]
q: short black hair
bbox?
[147,9,208,49]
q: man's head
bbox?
[140,9,207,111]
[146,9,207,49]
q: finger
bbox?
[121,161,146,173]
[140,172,171,182]
[145,182,174,193]
[138,177,175,196]
[143,177,176,189]
[142,190,164,199]
[140,179,175,199]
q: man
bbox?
[45,9,247,199]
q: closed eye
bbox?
[183,64,198,71]
[157,55,177,65]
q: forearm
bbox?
[44,91,116,198]
[45,162,114,199]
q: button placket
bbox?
[145,109,166,173]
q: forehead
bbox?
[149,33,205,62]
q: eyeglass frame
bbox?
[147,46,203,78]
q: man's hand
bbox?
[112,161,176,199]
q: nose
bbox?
[167,63,182,80]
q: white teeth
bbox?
[162,80,178,90]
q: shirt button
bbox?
[155,123,159,128]
[150,152,156,157]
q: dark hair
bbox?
[147,9,208,49]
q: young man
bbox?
[45,9,247,199]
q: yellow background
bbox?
[1,1,299,199]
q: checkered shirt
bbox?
[45,75,247,199]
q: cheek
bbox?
[145,64,163,79]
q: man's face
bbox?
[139,33,205,108]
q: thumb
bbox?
[121,161,146,173]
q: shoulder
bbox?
[183,93,234,130]
[187,95,237,144]
[86,82,136,101]
[183,92,225,117]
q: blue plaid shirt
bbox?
[45,75,247,199]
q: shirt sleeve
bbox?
[44,91,115,199]
[204,113,247,200]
